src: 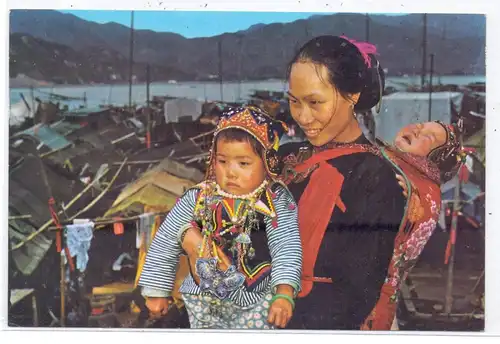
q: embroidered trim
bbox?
[391,149,441,184]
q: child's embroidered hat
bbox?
[206,105,288,179]
[428,120,465,182]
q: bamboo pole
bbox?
[444,124,465,314]
[29,142,69,327]
[65,158,128,221]
[8,215,32,220]
[112,159,161,166]
[39,144,72,158]
[177,152,210,160]
[189,129,216,142]
[32,294,39,326]
[186,155,208,164]
[10,168,110,251]
[444,184,460,315]
[111,132,136,145]
[60,253,66,327]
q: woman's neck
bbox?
[332,114,363,143]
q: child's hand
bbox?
[145,297,173,319]
[267,285,295,328]
[268,297,293,328]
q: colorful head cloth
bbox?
[427,120,466,182]
[206,105,288,180]
[340,35,378,68]
[340,35,384,114]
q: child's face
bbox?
[394,122,447,156]
[214,138,266,196]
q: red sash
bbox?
[287,146,371,297]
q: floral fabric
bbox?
[182,291,274,329]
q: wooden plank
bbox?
[93,282,135,295]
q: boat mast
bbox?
[421,13,428,89]
[365,13,370,41]
[218,38,224,102]
[128,11,135,109]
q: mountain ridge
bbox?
[9,10,486,84]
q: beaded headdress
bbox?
[206,105,288,180]
[427,120,466,182]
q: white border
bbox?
[4,0,496,14]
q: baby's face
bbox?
[394,122,447,156]
[214,138,266,196]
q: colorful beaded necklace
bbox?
[193,179,276,271]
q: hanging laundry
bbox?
[112,253,134,272]
[113,217,124,235]
[134,213,162,288]
[137,212,155,249]
[65,222,95,272]
[73,219,91,225]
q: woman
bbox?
[160,36,453,330]
[278,35,406,330]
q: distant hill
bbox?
[9,33,196,85]
[9,10,486,84]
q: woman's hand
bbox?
[181,227,204,284]
[396,174,409,198]
[396,174,425,222]
[181,226,204,257]
[215,244,231,271]
[268,285,294,328]
[145,297,173,319]
[181,227,232,283]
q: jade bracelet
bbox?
[271,293,295,310]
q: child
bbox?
[362,119,466,330]
[138,105,302,329]
[392,120,464,183]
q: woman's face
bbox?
[287,61,361,146]
[394,122,447,156]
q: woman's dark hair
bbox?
[286,35,385,112]
[215,128,264,157]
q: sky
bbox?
[59,10,405,38]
